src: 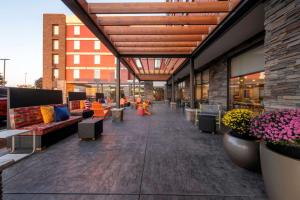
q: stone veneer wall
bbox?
[208,58,228,110]
[264,0,300,109]
[144,81,154,101]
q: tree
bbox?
[0,74,6,86]
[35,77,43,89]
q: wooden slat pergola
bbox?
[61,0,240,81]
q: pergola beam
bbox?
[139,58,146,74]
[115,42,198,48]
[121,52,191,55]
[122,54,189,58]
[119,47,193,53]
[110,35,203,42]
[62,0,241,80]
[103,26,209,35]
[138,74,171,81]
[128,58,142,74]
[98,16,220,26]
[89,2,230,14]
[61,0,118,55]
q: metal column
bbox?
[116,57,120,108]
[171,75,175,102]
[138,80,141,96]
[133,77,135,101]
[190,58,195,108]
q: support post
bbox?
[133,76,135,101]
[164,84,168,101]
[190,58,195,108]
[171,75,175,102]
[138,81,141,96]
[116,57,121,108]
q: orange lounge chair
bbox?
[143,101,151,115]
[120,98,126,107]
[136,97,142,104]
[91,102,110,119]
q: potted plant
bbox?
[250,109,300,200]
[222,109,261,171]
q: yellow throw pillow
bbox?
[40,106,54,124]
[80,100,85,109]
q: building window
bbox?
[74,40,80,50]
[74,26,80,35]
[73,69,80,79]
[229,46,265,113]
[53,68,59,79]
[53,54,59,65]
[94,41,101,50]
[53,40,59,50]
[94,55,101,64]
[74,55,80,64]
[53,25,59,35]
[94,69,100,79]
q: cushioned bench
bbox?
[8,105,82,150]
[69,100,94,119]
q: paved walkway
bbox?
[3,104,267,200]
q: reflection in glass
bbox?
[229,72,265,113]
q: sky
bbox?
[0,0,164,87]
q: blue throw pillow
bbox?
[54,105,70,122]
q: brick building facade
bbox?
[43,14,135,100]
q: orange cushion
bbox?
[79,100,85,109]
[40,106,55,124]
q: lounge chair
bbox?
[91,102,110,119]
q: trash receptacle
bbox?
[198,113,216,133]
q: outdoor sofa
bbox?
[68,92,94,119]
[7,88,82,150]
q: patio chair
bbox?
[120,98,126,107]
[195,104,223,129]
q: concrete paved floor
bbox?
[3,104,267,200]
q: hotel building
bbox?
[43,14,139,100]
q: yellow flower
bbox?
[222,109,254,134]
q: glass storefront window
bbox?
[230,45,265,113]
[202,84,209,102]
[202,69,209,83]
[195,69,209,102]
[177,80,190,101]
[196,85,202,100]
[229,72,265,113]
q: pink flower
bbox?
[250,109,300,143]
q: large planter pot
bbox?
[170,102,176,110]
[223,132,260,171]
[185,108,196,122]
[260,142,300,200]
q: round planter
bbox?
[223,132,260,171]
[170,102,176,110]
[260,142,300,200]
[185,108,196,123]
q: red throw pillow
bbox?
[84,100,91,110]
